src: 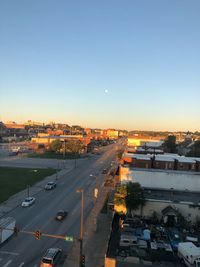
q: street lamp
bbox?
[76,188,84,267]
[27,185,30,198]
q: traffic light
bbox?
[81,254,85,267]
[35,230,41,240]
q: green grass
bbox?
[0,167,56,203]
[28,151,83,159]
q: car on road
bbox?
[21,197,35,207]
[45,181,57,190]
[40,247,62,267]
[55,210,68,221]
[102,169,108,174]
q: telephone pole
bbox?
[76,188,84,267]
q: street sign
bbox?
[65,236,73,242]
[94,188,98,198]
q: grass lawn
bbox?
[0,167,56,204]
[28,151,83,159]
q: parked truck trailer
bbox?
[0,217,16,244]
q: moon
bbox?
[105,89,108,93]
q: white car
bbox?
[21,197,36,207]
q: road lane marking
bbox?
[18,263,24,267]
[0,251,19,256]
[2,260,12,267]
[71,205,79,215]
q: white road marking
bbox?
[2,260,12,267]
[0,251,19,256]
[71,205,79,215]
[18,263,24,267]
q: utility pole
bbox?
[76,188,84,267]
[27,185,30,198]
[63,139,66,158]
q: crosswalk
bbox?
[0,250,38,267]
[0,260,38,267]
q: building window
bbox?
[191,164,195,170]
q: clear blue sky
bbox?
[0,0,200,131]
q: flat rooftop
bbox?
[122,153,200,163]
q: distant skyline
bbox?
[1,1,200,131]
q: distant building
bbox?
[5,121,25,129]
[121,153,200,172]
[84,128,92,135]
[31,133,84,145]
[101,129,119,139]
[24,120,44,126]
[127,136,164,151]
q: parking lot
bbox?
[106,213,200,267]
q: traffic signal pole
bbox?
[76,188,84,267]
[80,188,84,267]
[0,227,74,241]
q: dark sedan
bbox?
[55,210,68,221]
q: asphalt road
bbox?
[0,143,119,267]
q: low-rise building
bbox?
[120,166,200,192]
[121,153,200,172]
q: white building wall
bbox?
[120,166,200,192]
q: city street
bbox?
[0,143,118,267]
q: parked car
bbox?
[167,228,182,251]
[45,181,57,190]
[55,210,68,221]
[102,169,107,174]
[40,247,62,267]
[21,197,35,207]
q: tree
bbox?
[177,212,190,230]
[114,184,127,206]
[187,140,200,157]
[164,135,177,153]
[117,149,124,160]
[49,140,62,153]
[64,140,85,154]
[125,182,146,213]
[114,182,145,214]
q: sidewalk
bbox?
[0,167,73,218]
[65,186,113,267]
